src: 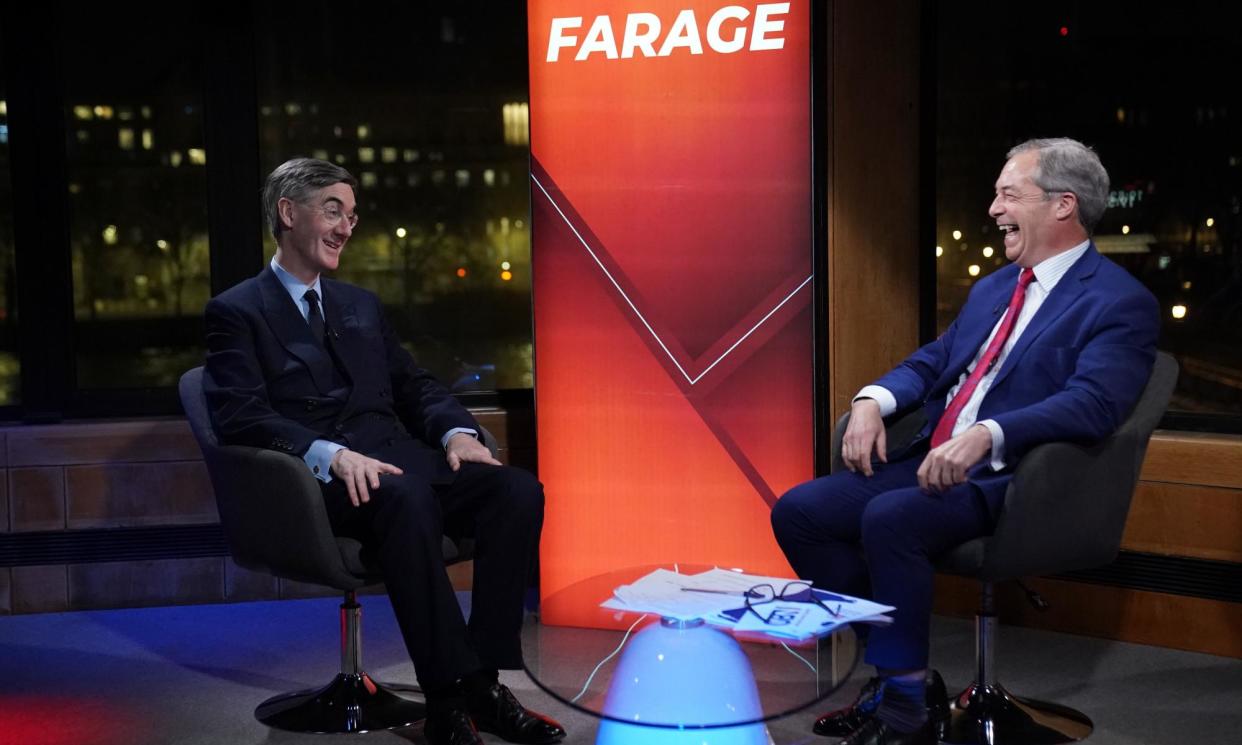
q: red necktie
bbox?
[930,268,1036,448]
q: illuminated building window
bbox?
[502,102,529,146]
[381,147,398,163]
[118,128,134,150]
[358,147,375,163]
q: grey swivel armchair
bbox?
[831,351,1178,745]
[180,366,486,734]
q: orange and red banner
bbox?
[529,1,814,625]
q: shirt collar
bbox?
[1030,239,1090,293]
[270,258,322,317]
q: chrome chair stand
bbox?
[942,583,1092,745]
[255,591,426,733]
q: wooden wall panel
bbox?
[1123,480,1242,562]
[826,0,923,417]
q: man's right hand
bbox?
[330,449,404,507]
[841,398,886,477]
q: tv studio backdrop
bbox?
[0,0,1238,661]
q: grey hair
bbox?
[262,157,358,239]
[1007,138,1110,233]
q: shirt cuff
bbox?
[854,385,898,417]
[441,427,478,450]
[978,419,1005,470]
[305,439,345,483]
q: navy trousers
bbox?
[321,440,545,689]
[771,451,993,670]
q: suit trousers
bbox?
[771,451,993,670]
[320,439,545,688]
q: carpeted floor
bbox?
[0,593,1238,745]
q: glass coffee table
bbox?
[523,565,860,744]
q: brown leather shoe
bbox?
[467,683,566,744]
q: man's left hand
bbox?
[917,424,992,492]
[446,432,502,471]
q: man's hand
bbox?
[917,424,992,492]
[446,432,502,472]
[330,449,404,507]
[842,398,886,476]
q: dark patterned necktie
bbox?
[303,288,326,345]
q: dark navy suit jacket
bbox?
[874,245,1160,510]
[203,267,478,484]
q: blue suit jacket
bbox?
[203,267,478,482]
[873,245,1160,510]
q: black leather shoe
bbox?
[424,705,484,745]
[814,671,949,738]
[467,683,566,744]
[837,718,936,745]
[814,676,882,736]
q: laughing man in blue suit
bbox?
[772,138,1159,745]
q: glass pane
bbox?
[62,8,210,389]
[936,4,1242,418]
[255,4,532,391]
[0,48,17,404]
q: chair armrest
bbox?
[830,409,927,474]
[204,444,365,589]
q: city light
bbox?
[395,227,407,239]
[968,264,981,277]
[103,225,118,246]
[188,149,207,165]
[1206,217,1215,227]
[952,229,962,241]
[1182,281,1192,290]
[1121,225,1130,235]
[169,151,183,167]
[456,267,467,278]
[1171,304,1187,320]
[502,261,511,270]
[357,124,370,141]
[501,270,513,281]
[156,240,169,251]
[982,246,994,258]
[936,245,943,257]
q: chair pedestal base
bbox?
[942,682,1092,745]
[256,672,426,734]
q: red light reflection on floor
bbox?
[0,695,141,745]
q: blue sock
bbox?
[877,676,928,733]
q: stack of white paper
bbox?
[600,567,893,640]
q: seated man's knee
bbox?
[771,481,818,543]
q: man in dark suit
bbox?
[204,158,565,745]
[771,138,1160,745]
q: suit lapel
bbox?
[937,267,1015,390]
[258,268,338,394]
[991,245,1100,389]
[320,281,364,386]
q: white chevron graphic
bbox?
[532,173,813,386]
